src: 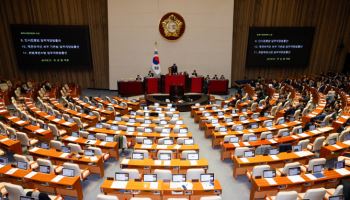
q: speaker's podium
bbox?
[145,77,160,94]
[169,85,184,102]
[164,74,186,93]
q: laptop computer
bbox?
[172,174,186,182]
[329,195,344,200]
[312,164,324,178]
[143,174,157,182]
[263,170,276,178]
[62,168,75,177]
[115,172,129,181]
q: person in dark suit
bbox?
[171,64,178,74]
[192,70,198,77]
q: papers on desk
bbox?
[174,144,181,149]
[30,147,39,152]
[0,138,9,143]
[0,164,4,169]
[137,132,143,136]
[126,123,135,126]
[281,124,288,127]
[59,153,69,158]
[270,155,279,160]
[287,175,305,183]
[88,127,95,131]
[178,133,187,137]
[305,173,317,180]
[121,159,129,165]
[232,143,240,147]
[16,120,26,125]
[154,160,162,165]
[241,120,250,124]
[298,133,309,138]
[201,182,214,190]
[25,171,37,178]
[318,127,333,132]
[291,135,299,139]
[335,168,350,176]
[242,142,250,146]
[266,127,274,130]
[310,130,320,134]
[5,168,18,175]
[170,182,193,190]
[141,124,149,127]
[248,129,254,133]
[332,145,342,149]
[265,178,277,185]
[87,140,96,145]
[226,122,234,126]
[36,129,46,133]
[343,140,350,146]
[220,132,226,135]
[66,136,78,141]
[63,122,72,126]
[90,156,98,162]
[294,151,312,157]
[160,133,170,137]
[150,182,158,189]
[51,175,64,183]
[268,139,277,144]
[141,144,152,149]
[53,118,60,122]
[190,160,198,166]
[163,160,171,166]
[240,158,249,163]
[156,145,167,149]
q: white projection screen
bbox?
[108,0,234,90]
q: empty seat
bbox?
[50,140,64,150]
[247,164,270,180]
[186,168,205,181]
[267,191,298,200]
[154,169,172,181]
[62,162,90,180]
[297,188,326,200]
[120,168,140,180]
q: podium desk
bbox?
[164,75,186,93]
[208,80,229,95]
[190,77,204,93]
[145,77,160,94]
[117,80,144,97]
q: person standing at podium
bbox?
[171,63,178,74]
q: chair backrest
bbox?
[72,117,83,128]
[260,131,272,140]
[307,158,326,172]
[96,194,119,200]
[79,131,89,138]
[294,109,301,120]
[251,103,258,112]
[133,150,149,159]
[275,117,285,125]
[154,169,172,181]
[181,150,198,160]
[303,188,326,200]
[333,185,343,196]
[270,106,278,116]
[50,140,63,150]
[14,154,29,165]
[263,120,273,127]
[339,128,350,142]
[87,146,103,155]
[199,196,222,200]
[68,143,83,153]
[282,162,301,175]
[312,136,325,151]
[223,135,238,142]
[274,191,298,200]
[36,158,54,173]
[135,137,147,144]
[16,132,30,146]
[255,145,271,155]
[234,147,250,157]
[252,165,270,178]
[297,139,310,150]
[291,126,302,134]
[48,123,59,136]
[158,138,172,145]
[326,133,339,145]
[186,168,205,181]
[277,128,289,137]
[242,133,255,142]
[5,183,26,200]
[96,133,107,141]
[63,162,81,177]
[120,168,140,180]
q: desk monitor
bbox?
[184,139,194,145]
[334,160,345,169]
[219,127,227,132]
[143,174,157,182]
[0,157,8,165]
[9,134,17,140]
[68,118,75,123]
[269,148,279,155]
[187,153,199,160]
[179,128,188,133]
[130,111,136,116]
[292,145,302,152]
[154,103,160,107]
[72,132,79,137]
[169,108,176,112]
[61,146,71,153]
[143,106,148,110]
[211,119,219,124]
[278,118,285,125]
[39,165,50,174]
[320,121,326,127]
[225,118,233,123]
[84,149,95,156]
[309,125,316,131]
[250,123,258,129]
[252,114,259,119]
[328,138,337,145]
[115,116,121,121]
[144,112,150,117]
[200,173,214,182]
[173,113,180,118]
[288,167,301,176]
[132,152,144,160]
[313,164,323,174]
[162,128,171,134]
[176,120,184,125]
[145,127,152,133]
[129,118,136,123]
[96,123,103,128]
[20,196,34,200]
[115,172,129,181]
[167,103,172,107]
[160,120,167,125]
[242,108,247,112]
[17,161,28,170]
[263,170,276,178]
[31,120,37,126]
[62,168,75,177]
[218,111,224,116]
[111,125,118,131]
[105,135,114,142]
[172,174,186,182]
[279,143,292,152]
[87,134,96,140]
[329,195,344,200]
[204,112,210,117]
[223,105,228,109]
[212,106,217,110]
[345,134,350,141]
[265,121,273,127]
[264,112,269,117]
[143,138,153,145]
[158,113,165,118]
[239,116,246,121]
[244,150,255,158]
[235,125,244,131]
[232,109,236,114]
[40,142,49,149]
[266,133,273,140]
[281,131,290,137]
[229,137,239,143]
[159,153,171,160]
[144,119,152,124]
[248,135,257,141]
[289,116,295,121]
[127,126,135,132]
[163,139,173,145]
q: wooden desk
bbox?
[0,164,83,200]
[106,120,187,130]
[61,135,119,160]
[93,97,126,115]
[133,144,199,159]
[28,147,104,177]
[190,104,220,117]
[120,158,208,174]
[72,97,115,120]
[113,96,140,111]
[0,135,22,154]
[232,151,314,178]
[320,140,350,159]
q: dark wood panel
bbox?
[0,0,109,89]
[232,0,350,84]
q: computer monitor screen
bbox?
[187,153,199,160]
[158,113,165,118]
[106,136,114,142]
[145,127,152,133]
[266,133,273,140]
[96,123,103,128]
[223,105,228,109]
[328,138,337,145]
[252,114,259,119]
[87,134,96,140]
[84,149,95,156]
[176,120,184,125]
[162,128,171,133]
[144,112,150,117]
[219,127,227,132]
[235,125,244,131]
[212,106,217,110]
[282,131,290,137]
[115,172,129,181]
[40,142,49,149]
[292,145,302,152]
[173,113,180,118]
[229,137,239,143]
[110,125,118,131]
[263,170,276,178]
[9,134,17,140]
[143,139,153,145]
[225,118,233,122]
[160,120,167,125]
[239,116,246,121]
[169,108,176,112]
[127,126,135,132]
[345,134,350,141]
[313,164,323,173]
[184,139,194,145]
[179,128,188,133]
[68,118,74,123]
[232,110,236,114]
[242,108,247,112]
[244,150,255,158]
[329,195,344,200]
[334,160,345,169]
[144,119,152,124]
[163,139,173,145]
[265,121,273,127]
[17,161,28,170]
[288,167,301,176]
[167,103,172,107]
[211,119,219,124]
[62,168,75,177]
[130,111,136,116]
[129,118,136,123]
[19,196,34,200]
[200,173,214,182]
[132,153,144,160]
[279,143,292,152]
[172,174,186,182]
[159,153,171,160]
[218,112,223,116]
[61,146,71,153]
[309,125,316,131]
[204,113,210,117]
[250,123,258,129]
[264,112,269,117]
[248,135,257,141]
[115,116,121,121]
[278,118,285,124]
[0,157,8,165]
[39,165,50,174]
[143,174,157,182]
[269,149,279,155]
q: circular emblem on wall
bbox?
[159,12,185,40]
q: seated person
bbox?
[136,75,142,81]
[147,70,154,77]
[212,74,218,80]
[192,70,198,77]
[220,75,225,80]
